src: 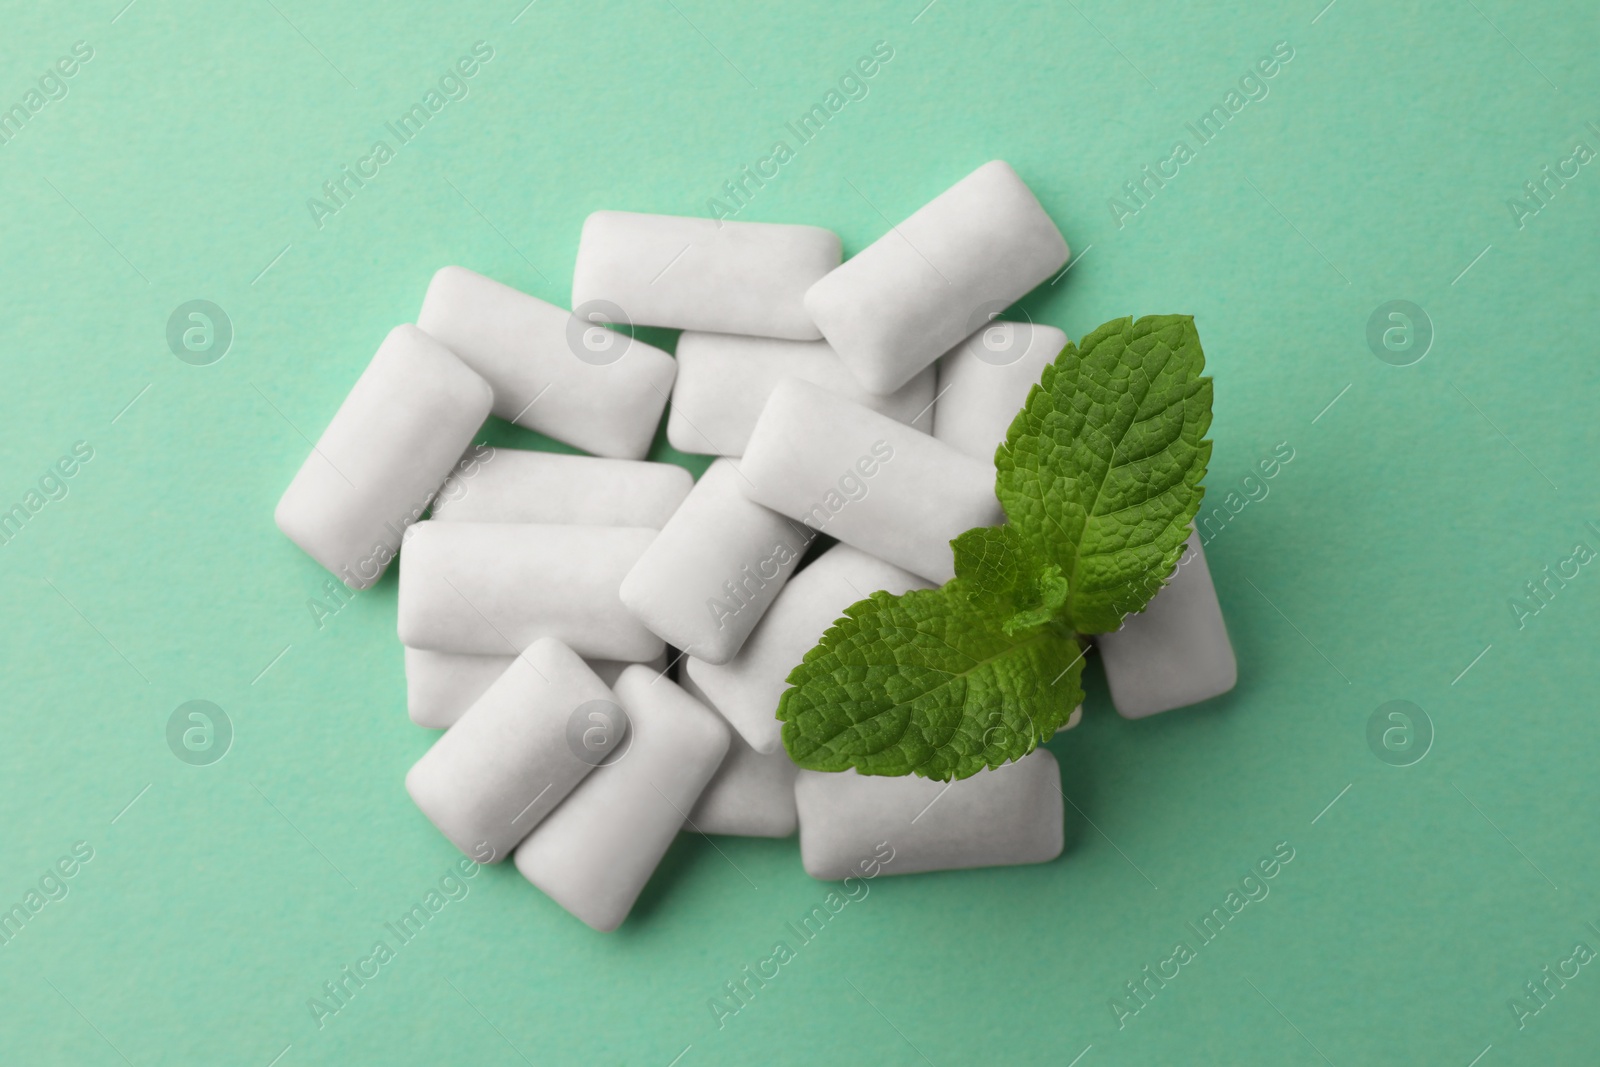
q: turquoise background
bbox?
[2,0,1597,1063]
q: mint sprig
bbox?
[777,315,1213,781]
[998,314,1213,635]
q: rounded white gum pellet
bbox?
[430,447,692,528]
[739,377,1001,583]
[668,332,935,456]
[1097,531,1237,718]
[685,544,930,753]
[619,459,812,665]
[415,265,675,459]
[794,749,1063,880]
[404,647,667,729]
[274,324,493,590]
[405,638,624,863]
[397,520,663,661]
[513,665,731,931]
[679,671,798,837]
[570,212,841,340]
[934,321,1069,461]
[804,161,1069,395]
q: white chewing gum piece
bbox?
[405,638,623,863]
[513,666,730,931]
[619,459,812,665]
[1097,531,1237,718]
[933,321,1069,461]
[571,212,840,339]
[396,520,663,661]
[804,160,1069,394]
[274,325,492,590]
[416,265,675,459]
[794,749,1064,880]
[739,377,1001,582]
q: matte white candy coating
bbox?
[739,378,1001,582]
[679,671,799,837]
[406,639,622,863]
[416,266,675,459]
[934,321,1069,461]
[1098,532,1237,718]
[397,521,663,661]
[685,544,930,753]
[514,666,730,931]
[431,446,692,528]
[404,647,664,729]
[619,459,812,665]
[668,332,935,456]
[804,160,1069,394]
[571,212,840,339]
[275,325,492,590]
[794,749,1063,879]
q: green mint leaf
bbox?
[950,525,1026,599]
[996,314,1213,634]
[950,525,1068,635]
[778,312,1216,780]
[1002,566,1067,635]
[777,582,1085,781]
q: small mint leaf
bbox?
[777,584,1085,781]
[997,314,1213,634]
[951,526,1066,634]
[1002,565,1067,635]
[951,525,1025,600]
